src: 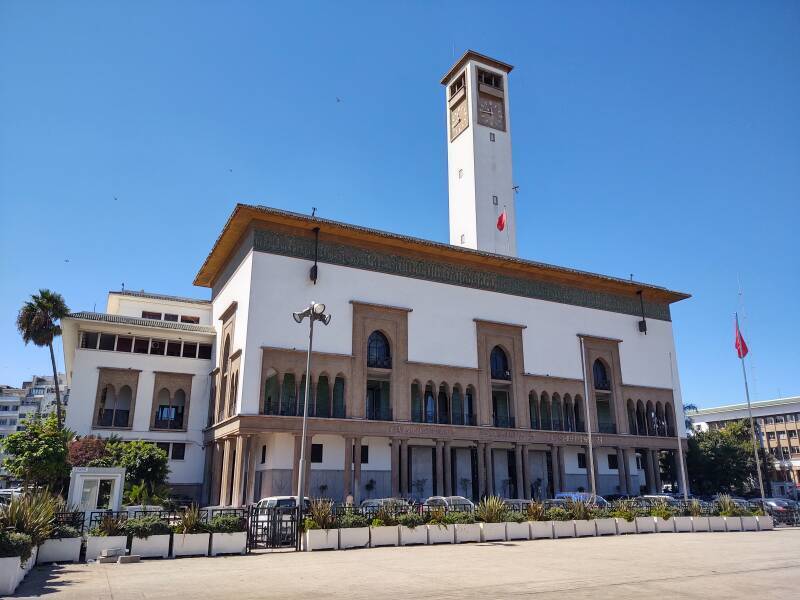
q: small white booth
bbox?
[68,466,126,515]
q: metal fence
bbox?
[54,511,85,534]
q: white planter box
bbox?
[724,516,742,531]
[23,547,37,575]
[505,521,530,540]
[130,534,171,559]
[655,517,675,533]
[86,535,128,561]
[398,525,427,546]
[553,521,575,538]
[529,521,553,539]
[615,518,637,535]
[171,533,210,557]
[38,538,82,563]
[339,527,369,550]
[673,516,693,532]
[369,526,398,547]
[756,515,774,531]
[0,556,22,597]
[635,517,656,533]
[454,523,480,543]
[595,518,617,536]
[708,516,727,532]
[574,520,596,537]
[211,531,247,556]
[426,524,454,544]
[740,516,758,531]
[479,522,506,542]
[303,529,338,551]
[691,516,710,532]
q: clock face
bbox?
[450,99,468,140]
[477,95,505,131]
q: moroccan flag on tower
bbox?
[497,210,507,231]
[735,317,749,359]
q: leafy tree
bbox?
[90,440,169,493]
[0,414,71,490]
[16,289,69,429]
[67,436,107,467]
[683,402,698,432]
[686,419,773,495]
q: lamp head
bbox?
[312,302,326,315]
[292,311,305,324]
[320,313,332,326]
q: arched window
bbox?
[665,403,676,437]
[115,385,132,427]
[411,382,422,423]
[593,360,611,391]
[153,388,171,429]
[451,385,463,425]
[564,394,574,432]
[98,384,117,427]
[574,395,584,432]
[552,394,563,431]
[627,399,638,434]
[424,383,436,424]
[367,331,391,368]
[540,392,552,430]
[316,375,330,418]
[281,373,297,416]
[529,391,540,429]
[490,346,510,380]
[219,335,231,420]
[636,400,647,435]
[263,371,280,415]
[646,401,656,436]
[656,402,667,436]
[437,384,450,425]
[333,376,346,418]
[464,386,476,426]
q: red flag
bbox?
[497,211,506,231]
[735,319,748,359]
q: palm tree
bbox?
[683,402,698,433]
[16,289,69,429]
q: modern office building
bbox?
[62,51,690,505]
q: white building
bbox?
[62,51,690,505]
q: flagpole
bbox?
[669,351,689,501]
[736,312,766,505]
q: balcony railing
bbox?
[493,414,515,429]
[451,414,477,426]
[598,422,617,434]
[366,406,393,421]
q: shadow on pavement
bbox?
[14,564,75,597]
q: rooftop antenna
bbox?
[311,207,317,217]
[121,282,125,291]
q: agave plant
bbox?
[565,498,593,521]
[306,499,336,530]
[89,512,127,537]
[173,504,207,535]
[525,501,547,522]
[649,499,674,520]
[715,494,743,517]
[610,498,638,522]
[475,496,508,523]
[0,490,62,546]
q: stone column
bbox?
[209,441,222,506]
[353,437,362,503]
[435,441,444,496]
[302,435,313,498]
[476,442,486,499]
[400,439,409,496]
[653,450,663,493]
[291,434,302,496]
[246,435,261,504]
[521,445,531,500]
[484,444,494,496]
[672,450,683,494]
[390,438,400,498]
[550,445,561,495]
[589,445,600,495]
[616,447,628,495]
[514,444,524,499]
[443,441,452,496]
[231,435,247,506]
[645,449,656,494]
[642,448,653,493]
[219,437,233,506]
[343,436,353,501]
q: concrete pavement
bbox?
[15,529,800,599]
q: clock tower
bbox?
[442,51,517,257]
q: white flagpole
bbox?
[736,312,766,505]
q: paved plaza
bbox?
[15,529,800,600]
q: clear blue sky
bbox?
[1,1,797,408]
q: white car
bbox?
[255,496,310,510]
[423,496,475,511]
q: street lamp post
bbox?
[293,302,332,511]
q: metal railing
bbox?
[493,414,515,428]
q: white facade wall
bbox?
[109,297,211,326]
[234,251,683,419]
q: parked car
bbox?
[502,499,530,512]
[359,498,411,513]
[642,494,682,508]
[555,492,609,508]
[422,496,475,511]
[255,496,310,510]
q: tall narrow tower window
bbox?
[492,195,498,206]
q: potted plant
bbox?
[591,506,617,536]
[369,506,398,547]
[476,496,507,542]
[302,500,338,551]
[754,507,774,531]
[686,499,709,532]
[171,505,210,558]
[425,507,454,544]
[449,510,479,543]
[547,506,575,538]
[0,530,33,596]
[124,515,171,558]
[650,500,675,533]
[38,524,82,564]
[0,490,59,571]
[505,510,530,540]
[567,499,596,537]
[611,499,637,535]
[397,512,427,546]
[86,513,129,561]
[526,502,553,539]
[715,495,742,531]
[338,511,370,550]
[208,514,248,556]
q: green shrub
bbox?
[545,506,570,521]
[397,512,424,529]
[565,498,592,520]
[505,511,525,523]
[173,505,208,535]
[50,524,81,539]
[649,500,674,520]
[0,490,62,545]
[445,511,475,525]
[370,518,385,527]
[305,499,336,530]
[590,507,611,519]
[373,505,398,526]
[0,530,33,563]
[525,501,547,521]
[424,507,448,526]
[715,494,744,517]
[89,513,126,537]
[475,496,508,523]
[208,514,246,534]
[337,512,368,529]
[123,516,171,539]
[610,499,639,522]
[686,499,703,517]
